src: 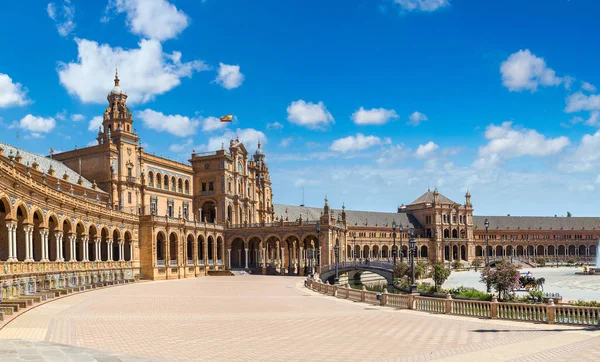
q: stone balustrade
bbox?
[306,278,600,327]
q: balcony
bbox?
[157,260,166,266]
[201,191,215,196]
[126,176,137,184]
[169,260,177,266]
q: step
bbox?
[3,299,30,308]
[0,306,15,315]
[0,303,20,312]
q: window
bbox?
[209,182,214,191]
[202,183,207,192]
[220,162,225,169]
[204,163,210,170]
[128,168,132,177]
[148,172,154,187]
[127,192,132,204]
[237,161,243,173]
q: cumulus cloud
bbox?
[565,92,600,113]
[71,113,85,122]
[214,63,244,90]
[330,133,390,153]
[103,0,188,41]
[474,121,570,168]
[266,122,283,130]
[394,0,449,12]
[88,116,103,132]
[407,111,428,126]
[280,137,293,147]
[559,130,600,172]
[47,1,76,37]
[201,116,228,132]
[415,141,439,158]
[58,38,209,104]
[500,49,562,92]
[135,109,200,137]
[18,114,56,133]
[206,128,266,153]
[287,100,334,130]
[582,81,597,92]
[351,107,398,125]
[0,73,29,108]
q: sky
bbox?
[1,0,600,216]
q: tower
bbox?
[97,70,138,145]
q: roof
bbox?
[473,215,600,231]
[409,189,457,206]
[273,204,421,229]
[0,142,104,192]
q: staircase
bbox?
[207,270,234,276]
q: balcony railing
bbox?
[169,260,177,266]
[126,176,137,184]
[201,191,215,196]
[187,259,193,265]
[157,260,166,266]
[217,260,223,265]
[208,259,214,265]
[198,259,204,265]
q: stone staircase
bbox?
[207,270,234,276]
[0,279,136,323]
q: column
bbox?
[55,232,63,261]
[281,247,285,271]
[227,249,231,269]
[7,223,16,261]
[24,225,32,262]
[69,234,76,261]
[261,248,266,267]
[82,237,89,261]
[41,230,49,261]
[119,241,124,261]
[129,242,134,262]
[244,248,248,268]
[95,237,101,261]
[107,238,113,261]
[300,247,304,268]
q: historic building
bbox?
[0,73,598,299]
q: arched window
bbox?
[163,175,169,189]
[184,180,190,194]
[157,173,162,189]
[171,177,176,191]
[178,178,183,193]
[148,171,154,187]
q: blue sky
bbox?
[1,0,600,216]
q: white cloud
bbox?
[266,122,283,130]
[103,0,188,41]
[287,100,334,130]
[169,138,194,153]
[474,121,570,169]
[135,109,199,137]
[18,114,56,133]
[407,111,428,126]
[280,137,293,147]
[330,133,389,153]
[201,116,227,132]
[58,38,208,104]
[351,107,398,125]
[47,1,76,37]
[88,116,103,132]
[0,73,29,108]
[582,81,596,92]
[559,130,600,172]
[394,0,449,12]
[500,49,562,92]
[376,144,408,166]
[55,109,67,121]
[415,141,439,158]
[71,113,85,122]
[207,128,266,153]
[565,92,600,113]
[214,63,244,90]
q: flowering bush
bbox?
[479,260,520,300]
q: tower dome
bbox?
[110,69,127,96]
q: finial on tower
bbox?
[114,67,120,86]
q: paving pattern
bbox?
[0,275,599,361]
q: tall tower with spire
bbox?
[97,69,138,145]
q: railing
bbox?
[208,259,214,265]
[217,260,223,265]
[157,260,166,266]
[187,260,193,266]
[126,176,136,184]
[305,279,600,328]
[198,260,204,265]
[169,260,177,266]
[201,191,215,196]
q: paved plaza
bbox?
[1,276,600,361]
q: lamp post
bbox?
[352,232,357,264]
[392,221,397,266]
[334,244,339,284]
[400,225,404,264]
[409,228,417,293]
[484,218,490,293]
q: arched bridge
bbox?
[320,261,394,286]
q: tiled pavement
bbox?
[0,275,599,361]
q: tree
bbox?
[567,211,572,217]
[431,263,451,291]
[479,260,520,299]
[393,262,410,279]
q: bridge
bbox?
[320,261,395,286]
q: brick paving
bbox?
[0,275,599,361]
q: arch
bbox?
[460,245,466,260]
[579,244,587,256]
[516,245,524,256]
[207,235,215,263]
[247,236,261,268]
[495,245,503,257]
[506,245,513,258]
[536,245,545,257]
[590,244,597,256]
[421,245,429,258]
[231,238,245,268]
[0,198,11,261]
[15,204,29,261]
[148,171,154,187]
[171,176,176,191]
[362,244,370,260]
[156,173,162,189]
[474,245,482,257]
[124,230,132,261]
[100,227,109,261]
[372,245,380,260]
[460,229,466,238]
[217,236,224,264]
[156,231,166,263]
[201,201,216,223]
[186,234,194,264]
[567,244,576,256]
[112,229,121,261]
[548,244,556,256]
[381,245,389,259]
[178,178,183,193]
[452,229,458,238]
[184,179,190,194]
[163,175,169,190]
[444,245,450,261]
[443,229,450,238]
[197,234,205,263]
[32,209,45,261]
[169,232,178,265]
[75,221,85,262]
[227,205,233,223]
[452,245,459,260]
[48,215,59,261]
[88,223,98,261]
[558,245,566,256]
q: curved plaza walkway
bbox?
[0,276,600,361]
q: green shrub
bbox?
[471,258,483,268]
[535,258,546,267]
[568,300,600,307]
[451,260,464,270]
[567,258,576,266]
[449,286,492,301]
[432,263,451,291]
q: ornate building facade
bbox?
[0,74,598,298]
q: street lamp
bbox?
[353,232,357,265]
[409,228,417,293]
[392,221,397,266]
[400,224,404,264]
[484,218,490,293]
[333,244,340,284]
